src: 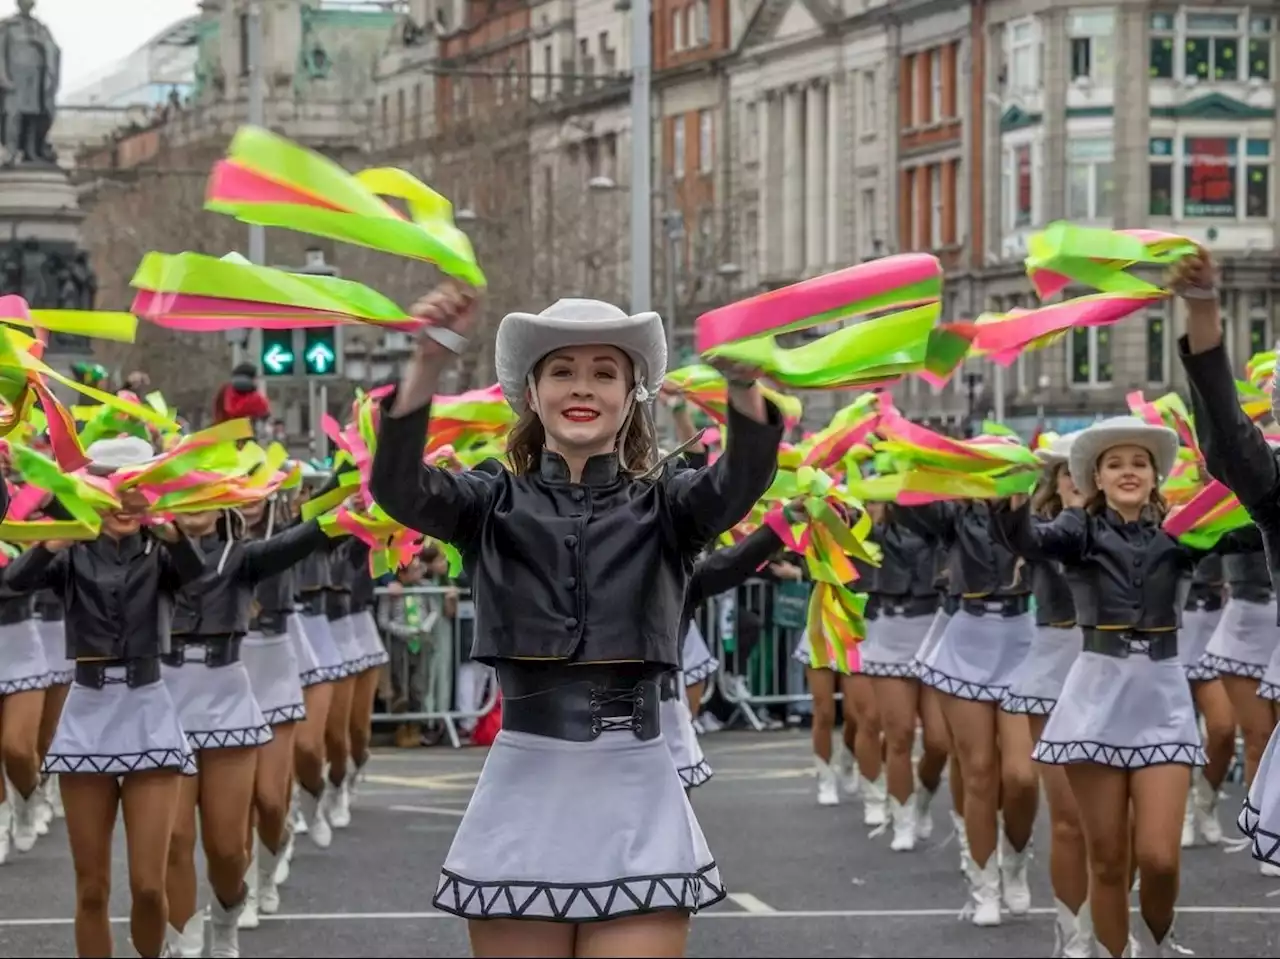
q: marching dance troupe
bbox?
[1,127,1280,959]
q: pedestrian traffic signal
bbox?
[304,328,337,376]
[261,329,295,376]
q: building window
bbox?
[1147,309,1167,384]
[698,109,713,174]
[1151,10,1273,81]
[930,48,943,122]
[861,69,877,132]
[1066,138,1114,220]
[1148,136,1271,220]
[543,44,553,97]
[1149,137,1174,215]
[1246,138,1272,218]
[930,164,943,247]
[672,117,685,179]
[1071,327,1112,385]
[860,187,876,258]
[1004,143,1034,229]
[1006,18,1039,93]
[695,0,711,46]
[1069,9,1115,83]
[672,9,684,52]
[1249,292,1271,354]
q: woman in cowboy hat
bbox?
[1178,247,1280,881]
[2,436,205,959]
[995,433,1092,955]
[370,283,783,958]
[992,411,1257,957]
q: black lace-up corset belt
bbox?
[496,662,665,743]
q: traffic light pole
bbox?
[244,2,267,397]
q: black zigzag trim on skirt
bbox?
[1186,663,1221,683]
[1201,655,1266,680]
[683,657,718,685]
[45,669,75,686]
[1033,739,1206,769]
[263,703,306,726]
[0,672,54,695]
[44,748,197,776]
[679,759,714,789]
[1238,798,1280,866]
[1000,693,1057,715]
[186,724,274,751]
[915,664,1006,702]
[432,863,726,922]
[1258,681,1280,702]
[861,661,920,679]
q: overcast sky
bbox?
[0,0,200,99]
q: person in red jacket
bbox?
[214,363,271,425]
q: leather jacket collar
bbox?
[538,449,620,487]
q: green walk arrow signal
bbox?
[303,328,337,375]
[261,331,295,376]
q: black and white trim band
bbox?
[1258,680,1280,702]
[44,747,197,777]
[1033,739,1206,769]
[1200,655,1267,680]
[0,672,54,695]
[1185,663,1221,683]
[432,864,726,922]
[861,662,919,679]
[679,760,714,789]
[915,665,1007,702]
[186,724,274,751]
[1000,693,1057,716]
[263,703,306,726]
[1238,798,1280,866]
[683,657,718,685]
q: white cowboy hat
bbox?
[85,436,159,476]
[1036,430,1081,465]
[494,298,666,411]
[1067,416,1179,497]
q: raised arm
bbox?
[2,544,68,594]
[158,531,209,589]
[892,502,957,544]
[241,519,332,583]
[991,501,1088,564]
[663,397,785,552]
[687,525,785,609]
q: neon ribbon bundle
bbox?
[206,125,485,288]
[972,223,1200,365]
[424,384,517,459]
[1163,479,1251,550]
[695,255,975,390]
[793,394,881,472]
[0,293,137,345]
[760,467,880,672]
[0,444,120,542]
[662,365,803,428]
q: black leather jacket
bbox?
[679,525,785,641]
[1030,560,1077,627]
[3,532,205,660]
[324,540,355,620]
[173,520,328,638]
[370,391,784,666]
[868,510,937,599]
[0,588,33,626]
[898,500,1029,597]
[1185,554,1224,611]
[1181,336,1280,618]
[35,588,63,622]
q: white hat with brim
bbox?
[1036,430,1082,465]
[1068,416,1179,497]
[494,298,667,411]
[85,436,159,476]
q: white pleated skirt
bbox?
[917,610,1034,702]
[349,609,390,671]
[434,728,725,921]
[45,671,196,776]
[242,632,306,725]
[661,692,712,789]
[1181,608,1224,682]
[36,619,74,686]
[162,646,273,751]
[298,613,346,682]
[1034,651,1206,769]
[287,613,325,687]
[1259,640,1280,702]
[861,612,933,679]
[910,609,951,676]
[1001,625,1082,715]
[681,621,718,685]
[1202,598,1278,679]
[328,614,367,676]
[0,619,51,695]
[1239,721,1280,866]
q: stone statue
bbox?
[0,0,60,166]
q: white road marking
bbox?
[5,905,1279,927]
[727,893,777,913]
[388,804,466,817]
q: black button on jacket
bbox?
[3,532,206,661]
[370,391,784,667]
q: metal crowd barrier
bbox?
[370,585,498,749]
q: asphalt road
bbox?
[3,730,1279,957]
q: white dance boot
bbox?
[950,810,970,873]
[862,771,887,827]
[47,773,63,818]
[998,831,1032,916]
[0,799,11,864]
[32,778,51,836]
[290,781,309,836]
[275,826,294,886]
[165,914,205,959]
[9,787,38,853]
[1179,792,1197,848]
[814,757,840,806]
[1132,916,1193,957]
[298,786,332,849]
[325,778,351,830]
[1093,936,1134,958]
[913,782,936,840]
[1190,770,1223,844]
[238,853,260,929]
[836,744,861,796]
[1052,899,1095,958]
[964,853,1002,927]
[209,891,247,958]
[888,795,917,852]
[258,838,282,914]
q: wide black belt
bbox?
[253,611,290,636]
[960,595,1030,618]
[1183,594,1224,613]
[868,595,939,620]
[497,664,663,743]
[1083,628,1179,661]
[163,636,243,668]
[660,671,679,701]
[75,657,161,689]
[298,594,326,617]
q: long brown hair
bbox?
[504,370,660,477]
[1030,462,1067,519]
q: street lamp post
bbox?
[627,0,653,315]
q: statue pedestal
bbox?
[0,164,94,369]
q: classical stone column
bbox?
[757,93,772,279]
[825,76,842,266]
[782,85,804,276]
[805,81,827,272]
